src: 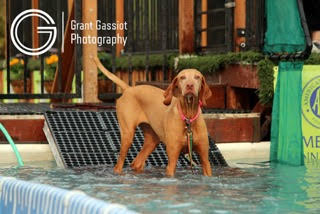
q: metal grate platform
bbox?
[0,103,248,115]
[0,103,115,115]
[44,111,227,169]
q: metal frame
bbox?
[0,0,82,100]
[195,0,234,53]
[122,0,175,81]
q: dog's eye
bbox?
[180,76,186,80]
[194,75,200,80]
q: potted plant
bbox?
[10,58,31,94]
[44,54,58,93]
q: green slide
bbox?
[265,0,312,165]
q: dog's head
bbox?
[163,69,212,106]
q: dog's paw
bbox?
[113,166,123,175]
[130,159,145,172]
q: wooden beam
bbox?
[226,86,238,109]
[116,0,124,56]
[204,113,261,143]
[201,0,207,48]
[0,118,46,142]
[68,0,73,15]
[82,0,99,102]
[51,6,75,101]
[234,0,246,51]
[32,0,39,51]
[179,0,194,53]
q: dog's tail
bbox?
[93,57,130,90]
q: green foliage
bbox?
[27,57,56,81]
[98,52,112,70]
[257,58,275,104]
[97,52,112,79]
[304,52,320,65]
[10,70,24,81]
[114,54,175,70]
[8,58,25,80]
[0,59,5,70]
[27,58,41,71]
[97,53,177,79]
[176,51,264,74]
[44,64,57,81]
[255,53,320,105]
[1,50,318,104]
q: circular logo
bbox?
[302,75,320,128]
[10,9,57,56]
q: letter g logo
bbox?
[10,9,57,56]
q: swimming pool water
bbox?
[1,161,320,214]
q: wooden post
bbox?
[68,0,73,15]
[82,0,99,103]
[234,0,246,52]
[32,0,39,51]
[51,6,75,102]
[116,0,124,56]
[179,0,194,53]
[201,0,207,48]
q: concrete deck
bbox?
[0,142,270,167]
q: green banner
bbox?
[270,62,304,165]
[273,65,320,165]
[302,66,320,164]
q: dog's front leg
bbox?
[165,142,183,177]
[195,138,212,176]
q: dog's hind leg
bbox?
[114,96,142,174]
[114,125,135,174]
[131,123,160,172]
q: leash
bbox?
[178,101,202,173]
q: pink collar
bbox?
[177,100,202,124]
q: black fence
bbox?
[98,0,178,101]
[98,0,116,52]
[195,0,265,53]
[0,0,82,99]
[195,0,234,53]
[1,0,266,100]
[124,0,178,54]
[1,0,178,101]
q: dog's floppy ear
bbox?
[163,77,178,105]
[199,77,212,107]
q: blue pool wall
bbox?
[0,176,137,214]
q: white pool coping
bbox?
[0,144,54,164]
[0,142,270,166]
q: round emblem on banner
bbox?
[302,75,320,129]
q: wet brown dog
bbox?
[94,57,212,176]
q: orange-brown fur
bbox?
[94,57,212,176]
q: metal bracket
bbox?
[225,2,236,8]
[237,28,246,37]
